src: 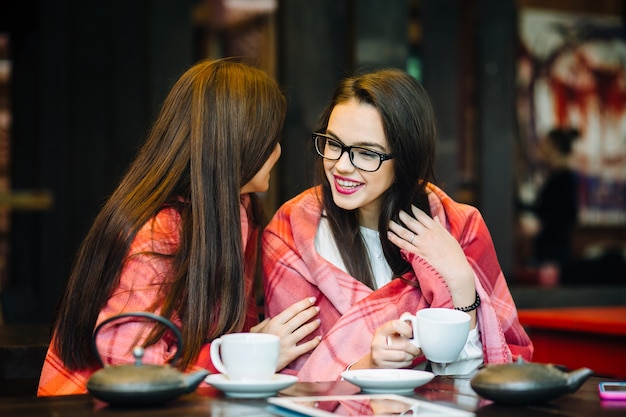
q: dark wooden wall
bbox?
[276,0,353,201]
[475,0,517,277]
[2,0,194,323]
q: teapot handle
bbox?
[92,311,183,367]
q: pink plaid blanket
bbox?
[38,196,259,395]
[262,185,533,381]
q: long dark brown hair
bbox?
[314,69,436,288]
[52,58,286,370]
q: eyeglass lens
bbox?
[315,135,384,172]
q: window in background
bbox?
[514,5,626,286]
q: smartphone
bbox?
[598,381,626,401]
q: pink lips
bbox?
[333,175,364,195]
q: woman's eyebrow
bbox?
[326,130,387,151]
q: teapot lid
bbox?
[87,346,186,392]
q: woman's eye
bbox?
[356,149,378,160]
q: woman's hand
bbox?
[388,205,477,325]
[250,297,321,371]
[349,319,421,370]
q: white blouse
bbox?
[314,217,483,376]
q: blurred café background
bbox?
[0,0,624,360]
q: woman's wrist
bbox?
[454,291,480,313]
[449,283,476,309]
[448,283,479,328]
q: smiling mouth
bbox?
[334,177,363,194]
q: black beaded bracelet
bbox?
[454,291,480,312]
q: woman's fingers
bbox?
[388,223,416,252]
[388,206,439,249]
[369,320,422,369]
[274,303,322,370]
[261,297,319,335]
[282,304,320,334]
[276,334,321,371]
[401,205,432,229]
[271,297,317,324]
[409,205,434,225]
[256,297,322,371]
[289,316,321,340]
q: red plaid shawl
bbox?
[262,185,533,382]
[38,196,259,396]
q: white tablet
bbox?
[267,394,475,417]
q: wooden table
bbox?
[518,306,626,379]
[0,375,623,416]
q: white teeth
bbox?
[337,178,360,188]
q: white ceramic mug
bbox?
[400,308,471,364]
[209,333,280,381]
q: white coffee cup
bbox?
[209,333,280,381]
[400,308,471,364]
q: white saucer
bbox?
[204,374,298,398]
[341,369,434,394]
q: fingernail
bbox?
[315,306,320,312]
[309,297,316,304]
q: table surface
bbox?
[0,375,624,417]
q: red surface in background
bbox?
[518,307,626,379]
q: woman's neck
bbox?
[358,207,380,230]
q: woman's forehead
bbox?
[327,100,387,149]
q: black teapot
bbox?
[470,357,594,405]
[86,312,209,406]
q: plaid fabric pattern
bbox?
[262,185,533,382]
[38,196,259,395]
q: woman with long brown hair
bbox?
[263,68,532,381]
[38,58,320,395]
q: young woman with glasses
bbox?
[262,68,532,381]
[38,59,321,395]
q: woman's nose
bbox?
[334,151,355,172]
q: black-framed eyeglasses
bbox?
[312,133,393,172]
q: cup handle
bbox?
[400,312,421,348]
[209,338,228,375]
